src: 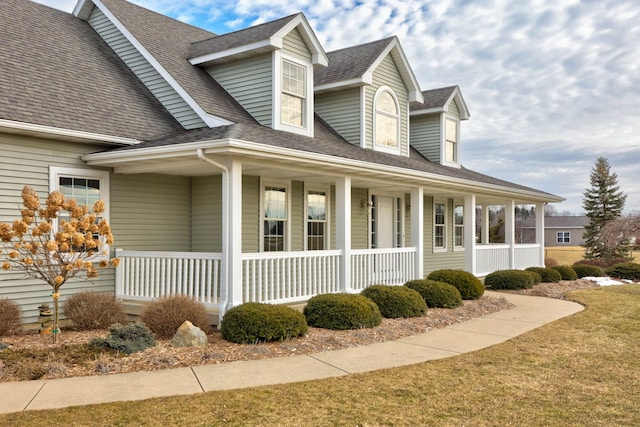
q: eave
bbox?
[0,119,139,146]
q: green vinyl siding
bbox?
[207,54,273,126]
[366,55,410,156]
[410,114,441,163]
[448,101,460,116]
[351,187,369,249]
[242,175,260,253]
[191,175,222,252]
[110,174,190,251]
[291,181,304,251]
[283,28,312,61]
[315,88,362,145]
[423,196,465,274]
[88,8,205,129]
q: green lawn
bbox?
[3,285,640,426]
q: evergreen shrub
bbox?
[525,267,562,283]
[485,269,539,290]
[0,299,22,336]
[550,265,578,281]
[90,322,155,354]
[63,292,126,331]
[404,279,462,308]
[303,293,381,330]
[605,262,640,281]
[221,303,308,344]
[571,263,604,278]
[361,285,427,318]
[426,269,484,300]
[141,295,211,339]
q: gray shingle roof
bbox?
[189,14,300,59]
[522,216,588,228]
[0,0,182,140]
[100,0,256,124]
[411,86,458,111]
[314,37,395,86]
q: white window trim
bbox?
[557,231,571,244]
[273,51,314,137]
[433,199,447,253]
[442,114,460,168]
[48,166,110,258]
[453,202,465,251]
[304,184,330,251]
[369,190,404,249]
[373,86,401,155]
[259,178,292,252]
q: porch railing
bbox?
[351,247,417,291]
[115,250,222,307]
[513,244,543,270]
[475,244,542,276]
[241,250,342,304]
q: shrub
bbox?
[0,299,22,337]
[303,293,382,330]
[545,257,558,267]
[90,322,155,354]
[404,279,462,308]
[575,258,628,268]
[605,262,640,281]
[141,295,211,339]
[571,263,604,278]
[62,292,126,331]
[550,265,578,281]
[485,269,539,290]
[221,303,308,344]
[525,267,562,283]
[361,285,427,318]
[426,269,484,300]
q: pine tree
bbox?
[582,157,628,260]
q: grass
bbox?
[2,285,640,426]
[545,246,640,265]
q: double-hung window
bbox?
[557,231,571,244]
[445,118,458,163]
[281,60,306,128]
[434,202,446,250]
[306,189,328,250]
[374,88,399,151]
[454,204,464,248]
[263,185,288,252]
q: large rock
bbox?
[170,321,208,347]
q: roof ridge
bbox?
[191,12,302,45]
[326,36,396,55]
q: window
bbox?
[445,118,458,163]
[306,189,327,250]
[557,232,571,244]
[374,89,399,150]
[263,185,288,252]
[434,202,446,249]
[281,60,306,128]
[454,204,464,248]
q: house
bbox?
[1,0,562,324]
[520,216,589,247]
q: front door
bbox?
[376,196,395,248]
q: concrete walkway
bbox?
[0,291,584,414]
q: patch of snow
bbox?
[582,276,632,286]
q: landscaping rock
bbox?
[170,321,208,347]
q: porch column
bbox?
[464,194,477,275]
[222,159,243,314]
[410,187,424,279]
[481,205,490,244]
[536,202,546,266]
[505,199,515,268]
[336,176,351,292]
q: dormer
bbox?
[410,86,470,168]
[314,37,423,157]
[189,14,328,138]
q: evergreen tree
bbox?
[582,157,628,260]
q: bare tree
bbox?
[599,213,640,252]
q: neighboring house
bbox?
[520,216,589,247]
[1,0,562,324]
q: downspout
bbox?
[196,149,229,325]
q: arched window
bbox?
[374,88,399,150]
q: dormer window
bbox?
[281,60,306,127]
[374,87,400,153]
[445,117,458,163]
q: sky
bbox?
[35,0,640,214]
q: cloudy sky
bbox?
[35,0,640,214]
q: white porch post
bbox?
[336,176,351,292]
[536,202,546,266]
[410,187,424,279]
[221,159,243,317]
[505,199,515,268]
[464,194,477,275]
[481,205,490,244]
